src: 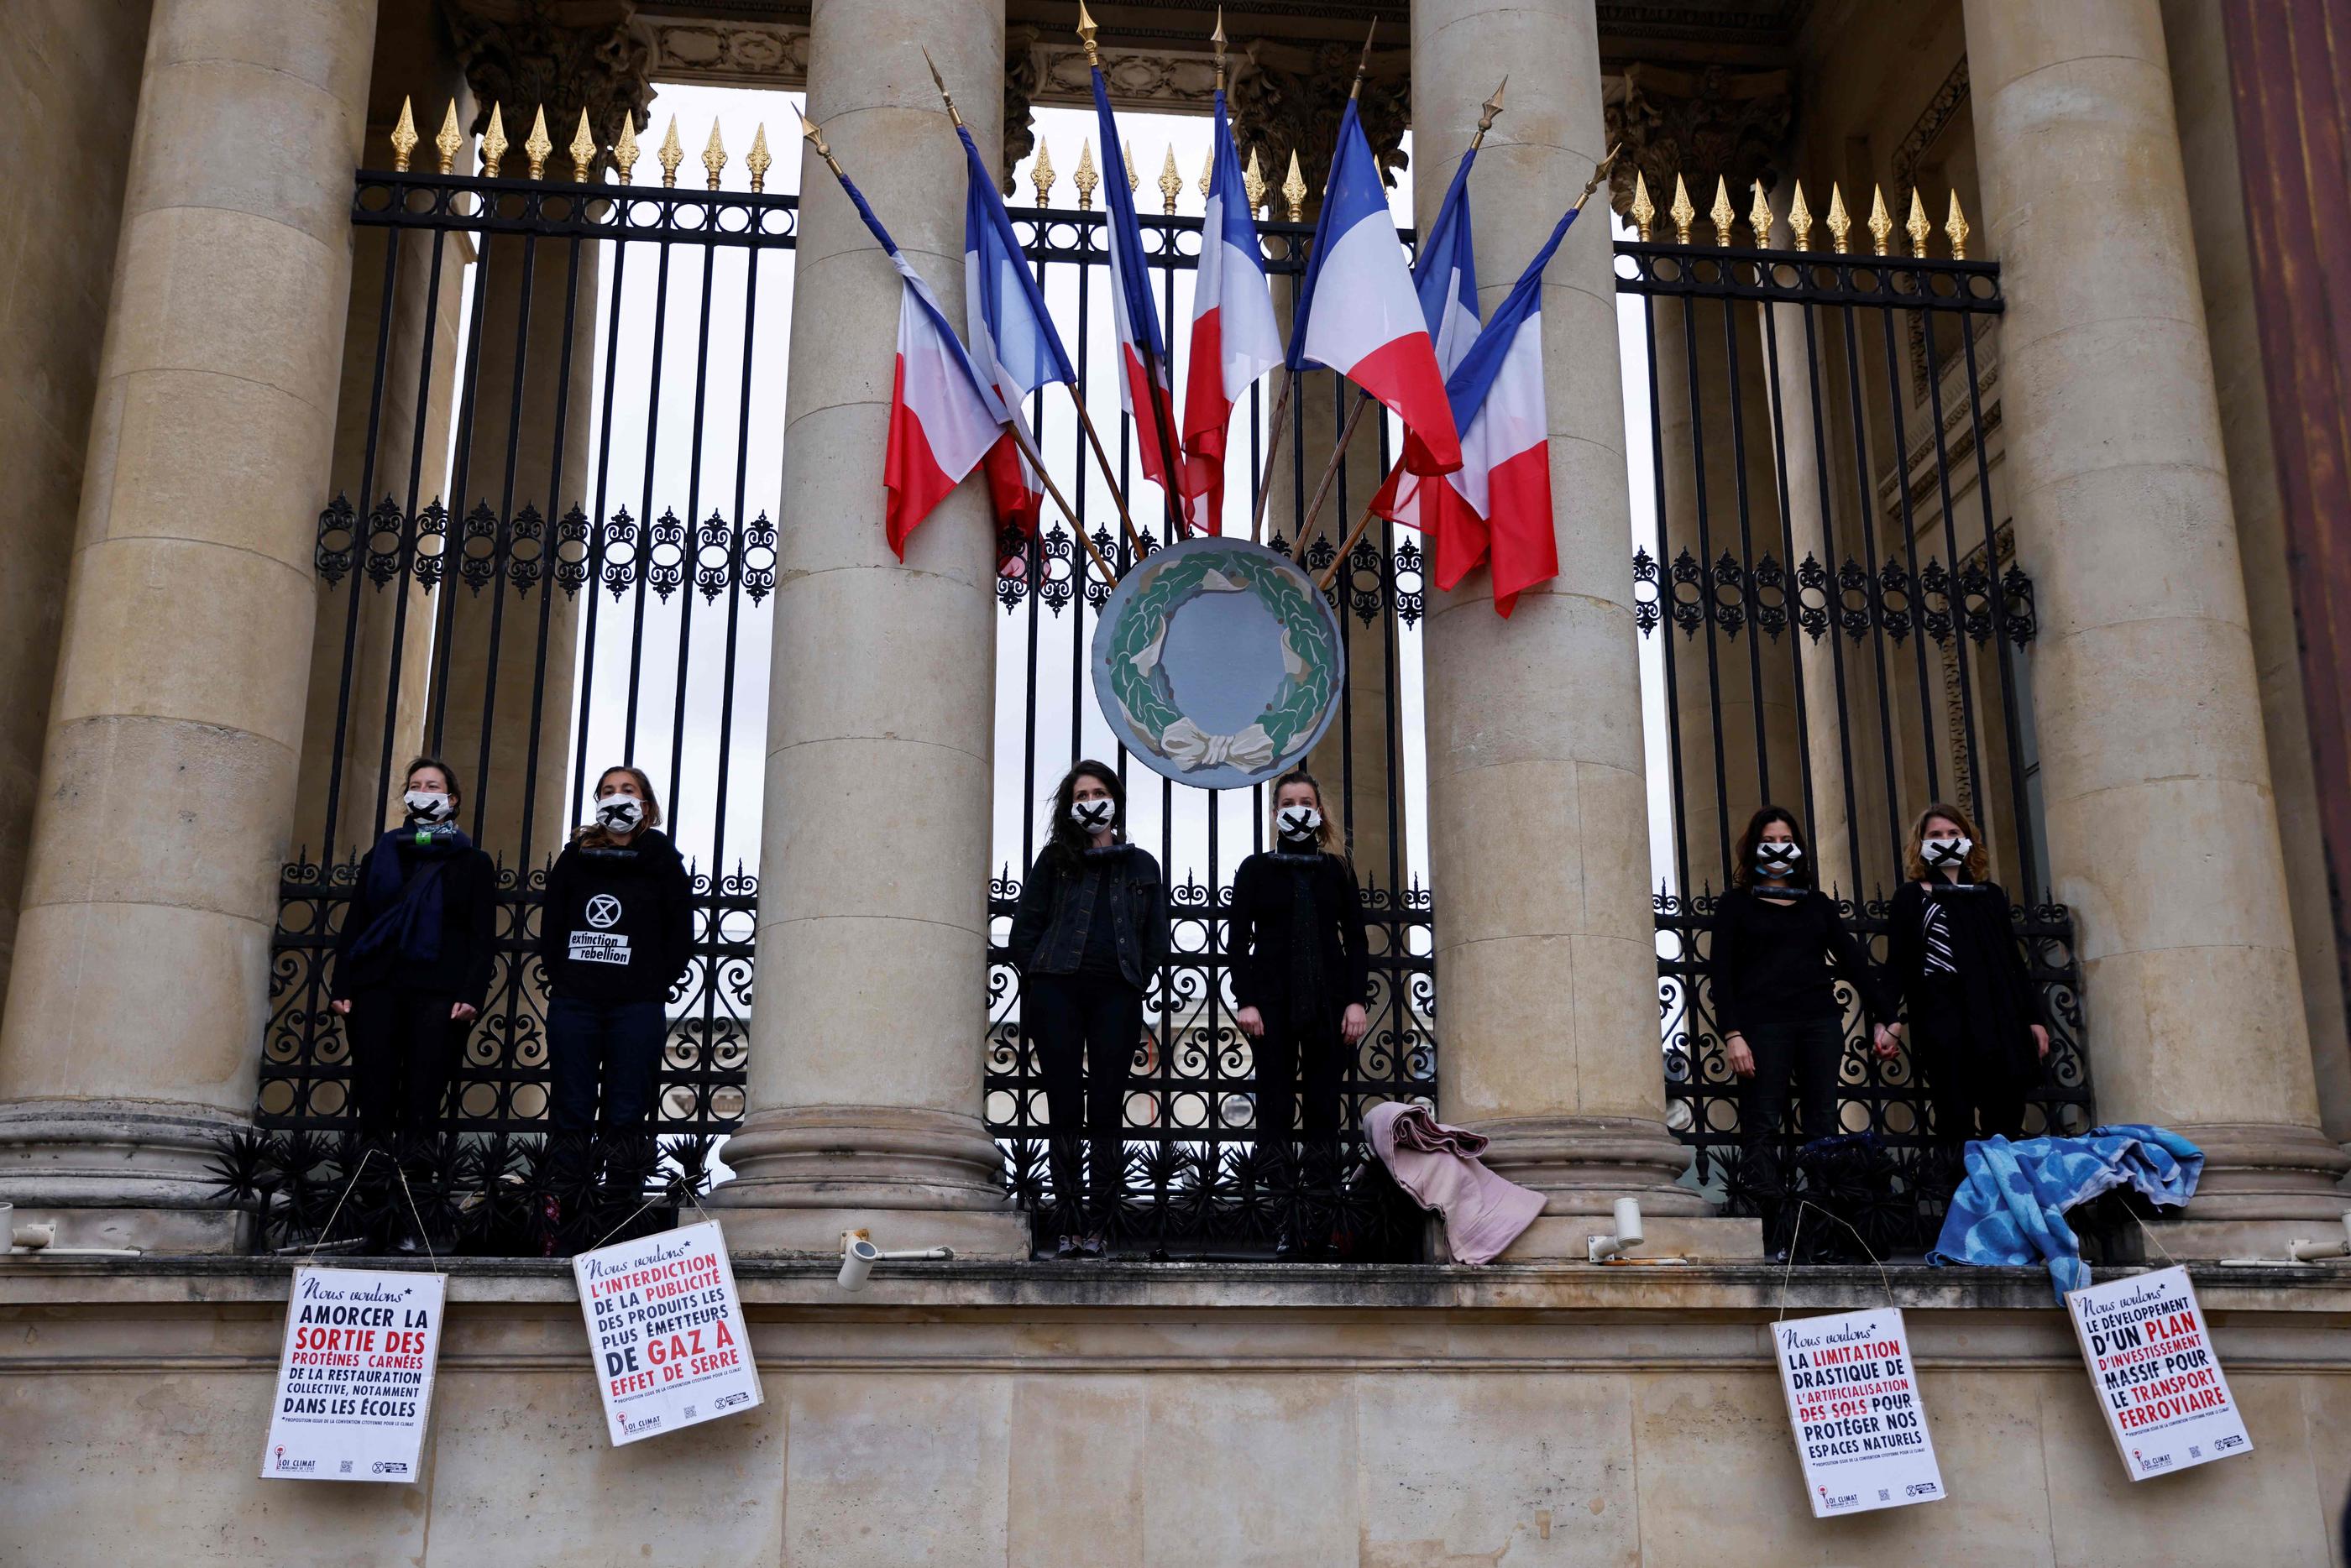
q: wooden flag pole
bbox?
[1292,389,1375,548]
[1249,368,1295,542]
[1070,397,1152,559]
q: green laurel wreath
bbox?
[1107,551,1337,762]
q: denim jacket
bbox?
[1008,843,1169,990]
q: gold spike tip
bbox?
[1076,0,1101,68]
[1905,186,1931,256]
[1629,170,1657,242]
[524,105,553,180]
[1159,144,1182,213]
[1243,146,1266,212]
[1709,176,1736,244]
[390,97,419,174]
[1867,183,1892,255]
[746,124,772,193]
[1073,136,1098,209]
[1281,148,1307,222]
[657,114,683,187]
[1668,173,1695,245]
[1212,5,1228,92]
[613,114,641,183]
[1787,180,1814,250]
[702,120,727,189]
[568,108,597,182]
[1471,76,1507,150]
[921,47,964,128]
[434,99,463,175]
[1348,18,1375,100]
[1197,147,1213,200]
[1747,180,1773,246]
[481,102,509,175]
[1945,190,1971,261]
[1123,139,1139,195]
[1030,138,1056,205]
[1826,182,1851,253]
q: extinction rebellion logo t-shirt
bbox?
[572,893,631,964]
[541,832,692,1003]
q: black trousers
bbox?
[347,986,463,1140]
[546,995,668,1189]
[1736,1016,1844,1237]
[1913,1016,2030,1150]
[1027,971,1140,1229]
[1253,1000,1343,1147]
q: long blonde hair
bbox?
[576,765,663,849]
[1271,767,1344,857]
[1904,801,1988,883]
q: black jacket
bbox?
[1007,843,1168,990]
[331,840,499,1010]
[1227,849,1369,1017]
[1883,878,2046,1091]
[1708,884,1892,1036]
[536,829,696,1004]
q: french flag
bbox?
[1369,149,1484,543]
[1424,201,1587,616]
[1176,90,1281,536]
[1286,101,1461,478]
[958,122,1076,548]
[833,167,1011,557]
[1089,69,1185,517]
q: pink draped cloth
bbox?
[1362,1102,1545,1265]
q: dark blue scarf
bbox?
[346,823,474,969]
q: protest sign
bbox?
[573,1220,762,1446]
[2066,1266,2250,1481]
[1772,1307,1945,1518]
[261,1267,445,1483]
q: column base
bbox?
[1455,1113,1757,1258]
[0,1100,251,1253]
[709,1203,1032,1260]
[1431,1213,1765,1262]
[707,1104,1029,1259]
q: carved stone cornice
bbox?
[443,0,655,159]
[640,17,809,85]
[1602,60,1795,213]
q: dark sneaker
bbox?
[1052,1234,1081,1260]
[1078,1233,1107,1259]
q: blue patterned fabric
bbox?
[1926,1125,2204,1300]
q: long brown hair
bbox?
[1271,767,1346,860]
[1047,759,1126,867]
[576,764,663,849]
[1904,801,1988,883]
[1732,805,1814,890]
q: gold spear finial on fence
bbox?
[746,124,772,192]
[1031,138,1057,205]
[1944,191,1970,260]
[1668,173,1694,245]
[613,116,641,184]
[1748,179,1773,247]
[1825,182,1851,253]
[481,102,509,175]
[1074,137,1098,208]
[1159,144,1181,212]
[1630,170,1656,241]
[1788,179,1814,249]
[524,105,553,179]
[1282,149,1306,222]
[1244,147,1266,212]
[657,115,683,186]
[1905,186,1931,256]
[1709,176,1736,245]
[1123,139,1139,196]
[1198,148,1213,200]
[1867,183,1892,255]
[569,109,597,181]
[702,120,727,189]
[390,97,418,173]
[1076,0,1102,68]
[1471,77,1506,152]
[435,100,463,175]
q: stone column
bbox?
[1414,0,1756,1258]
[0,0,378,1249]
[710,0,1026,1257]
[1963,0,2348,1248]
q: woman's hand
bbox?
[450,1001,479,1023]
[328,999,352,1017]
[2030,1023,2050,1061]
[1341,1003,1369,1046]
[1235,1006,1265,1038]
[1872,1023,1901,1059]
[1725,1032,1755,1079]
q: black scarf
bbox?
[346,823,474,968]
[1278,841,1327,1007]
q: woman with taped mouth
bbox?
[537,765,696,1234]
[1006,760,1168,1259]
[1874,802,2050,1158]
[1227,768,1369,1257]
[1710,805,1893,1257]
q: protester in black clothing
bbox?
[1874,802,2050,1152]
[1712,806,1891,1251]
[330,757,497,1147]
[1006,760,1168,1257]
[537,765,695,1205]
[1230,769,1369,1160]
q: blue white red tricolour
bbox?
[958,121,1076,545]
[833,166,1011,557]
[1176,90,1282,536]
[1369,145,1485,546]
[1285,101,1461,478]
[1088,69,1186,518]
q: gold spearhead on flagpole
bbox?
[1568,144,1621,217]
[1076,0,1102,68]
[1212,6,1227,96]
[1469,77,1506,152]
[797,104,848,186]
[1348,18,1375,101]
[922,47,966,130]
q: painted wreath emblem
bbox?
[1106,548,1338,775]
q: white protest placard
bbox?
[1772,1307,1946,1518]
[261,1267,446,1483]
[2066,1265,2251,1481]
[573,1220,762,1445]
